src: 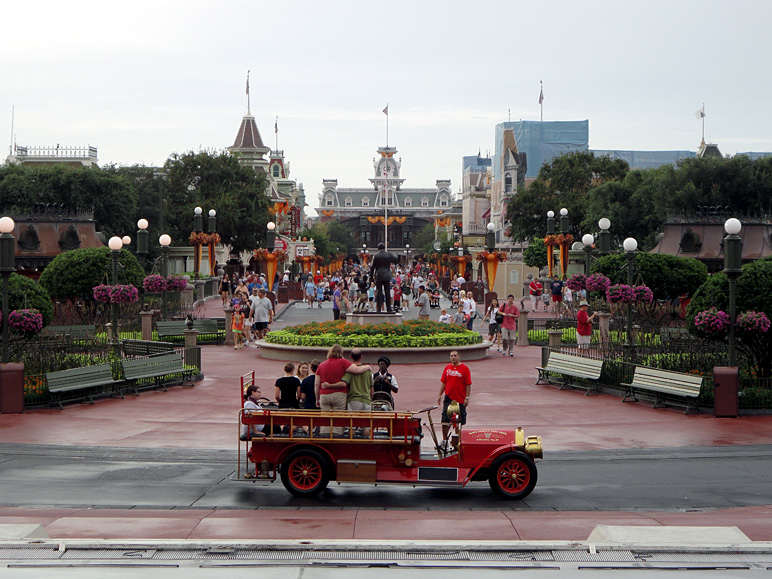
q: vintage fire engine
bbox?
[236,374,542,499]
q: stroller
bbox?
[429,288,441,308]
[371,390,395,412]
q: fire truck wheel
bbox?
[488,451,537,500]
[280,448,330,497]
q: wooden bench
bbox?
[660,327,691,345]
[156,319,224,342]
[40,325,96,341]
[121,352,194,395]
[535,352,605,395]
[123,339,176,357]
[46,363,122,408]
[621,366,704,414]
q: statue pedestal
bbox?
[346,312,403,326]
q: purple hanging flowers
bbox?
[694,308,731,334]
[585,273,611,294]
[143,275,167,293]
[110,284,139,303]
[566,274,586,291]
[8,309,44,334]
[736,311,771,334]
[93,284,113,303]
[166,275,188,292]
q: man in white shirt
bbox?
[249,288,274,341]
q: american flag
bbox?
[538,87,544,105]
[383,105,388,116]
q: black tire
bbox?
[280,448,330,497]
[488,451,537,500]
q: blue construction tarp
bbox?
[591,149,695,170]
[495,120,589,179]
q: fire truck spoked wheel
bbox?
[280,448,330,497]
[488,451,537,500]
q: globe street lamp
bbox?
[623,237,638,347]
[108,236,123,348]
[598,218,611,255]
[405,244,411,266]
[208,209,217,234]
[559,208,569,235]
[266,221,276,252]
[582,233,594,276]
[546,211,555,235]
[159,234,172,320]
[0,217,16,364]
[193,206,203,233]
[136,219,149,268]
[486,222,496,251]
[723,218,743,367]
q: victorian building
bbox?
[317,145,458,251]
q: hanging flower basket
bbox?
[110,284,139,303]
[607,284,637,304]
[566,274,587,291]
[143,274,167,293]
[93,284,113,303]
[8,309,44,334]
[585,273,611,294]
[736,311,771,334]
[166,275,188,292]
[634,285,654,304]
[694,308,730,334]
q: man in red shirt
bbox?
[436,350,472,446]
[313,270,323,285]
[576,300,597,349]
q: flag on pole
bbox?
[538,87,544,105]
[383,105,389,116]
[695,106,706,119]
[246,70,250,95]
[275,116,278,134]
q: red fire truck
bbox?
[237,376,542,499]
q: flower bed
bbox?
[266,319,482,348]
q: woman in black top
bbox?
[275,362,301,409]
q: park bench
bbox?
[40,324,96,341]
[535,352,605,395]
[123,339,176,357]
[660,327,692,346]
[46,363,122,408]
[621,366,704,414]
[155,319,224,342]
[121,352,194,395]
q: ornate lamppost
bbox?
[0,217,16,364]
[207,210,218,276]
[582,233,594,276]
[597,218,611,255]
[623,236,638,347]
[159,234,171,320]
[108,236,123,350]
[405,244,411,268]
[723,218,743,368]
[192,207,203,280]
[136,219,149,269]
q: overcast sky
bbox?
[2,1,771,216]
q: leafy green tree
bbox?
[39,247,145,301]
[593,253,707,300]
[161,150,270,253]
[686,257,772,377]
[4,273,54,326]
[506,151,629,242]
[0,163,138,239]
[523,237,547,269]
[323,221,357,255]
[411,222,437,255]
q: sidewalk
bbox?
[1,297,771,541]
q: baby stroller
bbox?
[450,289,460,309]
[371,390,394,412]
[429,288,441,308]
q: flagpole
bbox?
[701,103,705,143]
[275,116,278,151]
[246,70,251,114]
[386,102,389,148]
[540,80,543,123]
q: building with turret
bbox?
[317,145,458,251]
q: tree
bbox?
[0,163,138,239]
[506,151,629,242]
[39,247,145,301]
[411,222,437,255]
[161,150,270,253]
[522,237,547,270]
[5,273,54,326]
[323,221,357,255]
[593,253,707,300]
[686,257,772,377]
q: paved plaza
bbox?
[0,295,771,542]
